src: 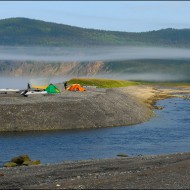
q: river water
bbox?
[0,76,69,89]
[0,95,190,165]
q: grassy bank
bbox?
[68,78,140,88]
[137,81,190,87]
[68,78,190,88]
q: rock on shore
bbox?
[0,85,154,132]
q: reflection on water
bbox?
[0,96,190,165]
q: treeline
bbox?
[0,18,190,47]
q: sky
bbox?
[0,1,190,32]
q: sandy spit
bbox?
[0,84,190,132]
[0,85,157,132]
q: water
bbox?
[0,96,190,165]
[0,76,68,89]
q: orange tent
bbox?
[67,84,86,92]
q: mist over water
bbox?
[0,76,68,89]
[0,77,29,89]
[1,46,190,82]
[102,73,188,82]
[1,46,190,62]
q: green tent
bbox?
[46,84,60,94]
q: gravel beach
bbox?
[0,152,190,189]
[1,84,189,132]
[0,85,156,132]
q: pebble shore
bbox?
[0,85,155,132]
[0,152,190,189]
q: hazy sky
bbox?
[0,1,190,32]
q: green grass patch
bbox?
[68,78,141,88]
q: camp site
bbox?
[0,77,89,97]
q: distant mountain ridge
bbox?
[0,17,190,47]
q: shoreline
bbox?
[1,152,190,189]
[0,84,190,132]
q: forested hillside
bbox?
[0,17,190,47]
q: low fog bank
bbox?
[1,46,190,62]
[1,46,190,84]
[0,76,69,89]
[81,73,189,82]
[0,76,30,89]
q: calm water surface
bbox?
[0,76,68,89]
[0,96,190,165]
